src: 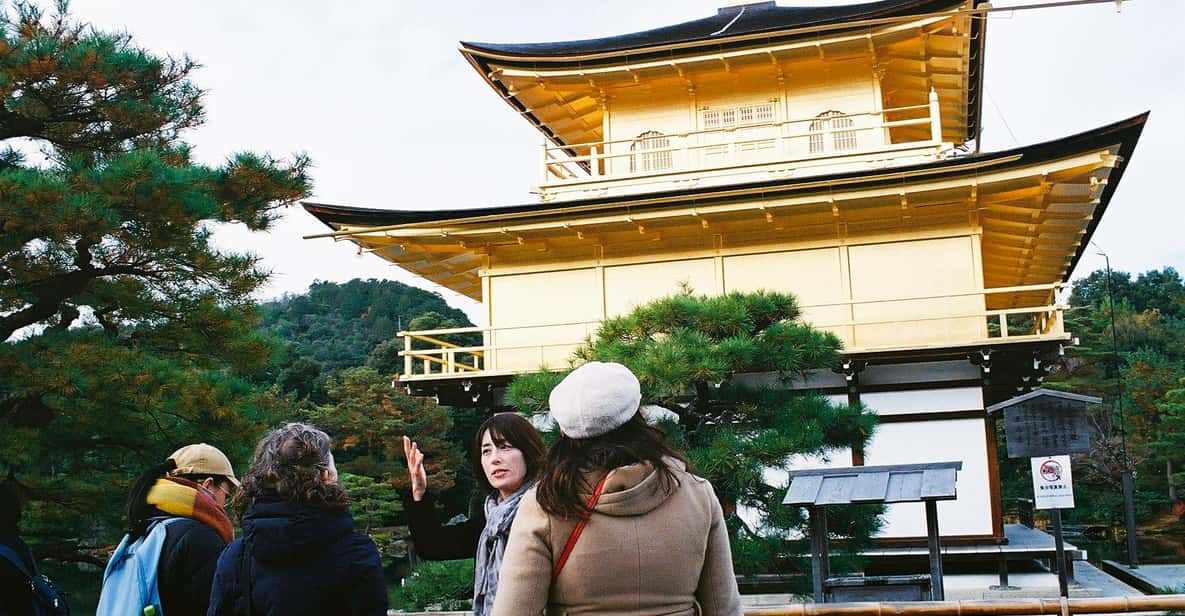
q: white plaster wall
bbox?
[861,386,984,416]
[863,418,994,537]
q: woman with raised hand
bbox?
[207,423,386,616]
[491,361,743,616]
[402,412,545,616]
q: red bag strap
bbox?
[552,474,609,581]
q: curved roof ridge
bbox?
[461,0,970,61]
[303,111,1147,230]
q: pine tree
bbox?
[507,287,879,579]
[1044,267,1185,520]
[1,2,309,561]
[1150,379,1185,501]
[311,368,464,495]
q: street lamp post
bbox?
[1096,246,1139,568]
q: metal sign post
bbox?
[1032,455,1075,597]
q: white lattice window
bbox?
[630,130,672,173]
[699,102,777,129]
[809,110,858,154]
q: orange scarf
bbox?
[145,476,234,544]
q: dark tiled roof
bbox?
[462,0,973,60]
[303,112,1148,288]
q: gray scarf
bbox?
[472,481,533,616]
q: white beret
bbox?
[548,361,641,438]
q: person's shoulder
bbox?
[509,485,549,528]
[675,464,712,488]
[517,485,544,515]
[337,530,382,569]
[167,517,223,546]
[166,516,208,535]
[214,537,244,568]
[674,467,720,503]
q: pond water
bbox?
[1074,534,1185,566]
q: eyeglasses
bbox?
[202,481,236,502]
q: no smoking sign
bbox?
[1031,455,1075,510]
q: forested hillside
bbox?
[257,279,474,400]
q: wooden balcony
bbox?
[396,283,1067,383]
[537,91,948,202]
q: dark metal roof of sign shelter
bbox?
[783,461,962,507]
[783,461,962,603]
[985,389,1102,414]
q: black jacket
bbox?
[0,528,35,616]
[207,497,386,616]
[157,517,227,616]
[404,493,483,561]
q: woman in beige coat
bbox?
[491,362,742,616]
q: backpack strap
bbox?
[552,474,608,581]
[0,543,34,580]
[239,538,254,616]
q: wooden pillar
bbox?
[997,553,1010,587]
[929,88,943,144]
[403,333,413,377]
[810,506,830,603]
[925,500,945,601]
[847,363,864,465]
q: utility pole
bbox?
[1096,245,1139,568]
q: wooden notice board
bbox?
[987,389,1097,459]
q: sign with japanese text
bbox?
[1031,455,1075,510]
[1000,395,1091,458]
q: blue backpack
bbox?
[97,518,182,616]
[0,542,70,616]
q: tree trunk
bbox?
[1169,460,1178,502]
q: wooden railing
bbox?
[396,283,1066,380]
[745,594,1185,616]
[540,91,945,187]
[395,594,1185,616]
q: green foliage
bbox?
[1070,267,1185,321]
[340,472,403,533]
[0,1,309,562]
[392,559,474,611]
[259,279,473,379]
[1037,266,1185,525]
[508,288,879,584]
[310,367,463,494]
[1151,379,1185,490]
[436,406,484,516]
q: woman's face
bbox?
[480,430,527,499]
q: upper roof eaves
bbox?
[461,0,972,63]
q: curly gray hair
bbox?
[232,422,349,521]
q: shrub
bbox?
[393,559,475,611]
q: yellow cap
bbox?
[167,443,240,488]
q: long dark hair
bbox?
[471,413,546,493]
[232,422,350,522]
[125,459,178,537]
[536,412,689,518]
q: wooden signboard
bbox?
[986,389,1099,459]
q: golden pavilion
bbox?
[304,0,1146,551]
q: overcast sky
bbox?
[69,0,1184,324]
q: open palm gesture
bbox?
[402,435,428,501]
